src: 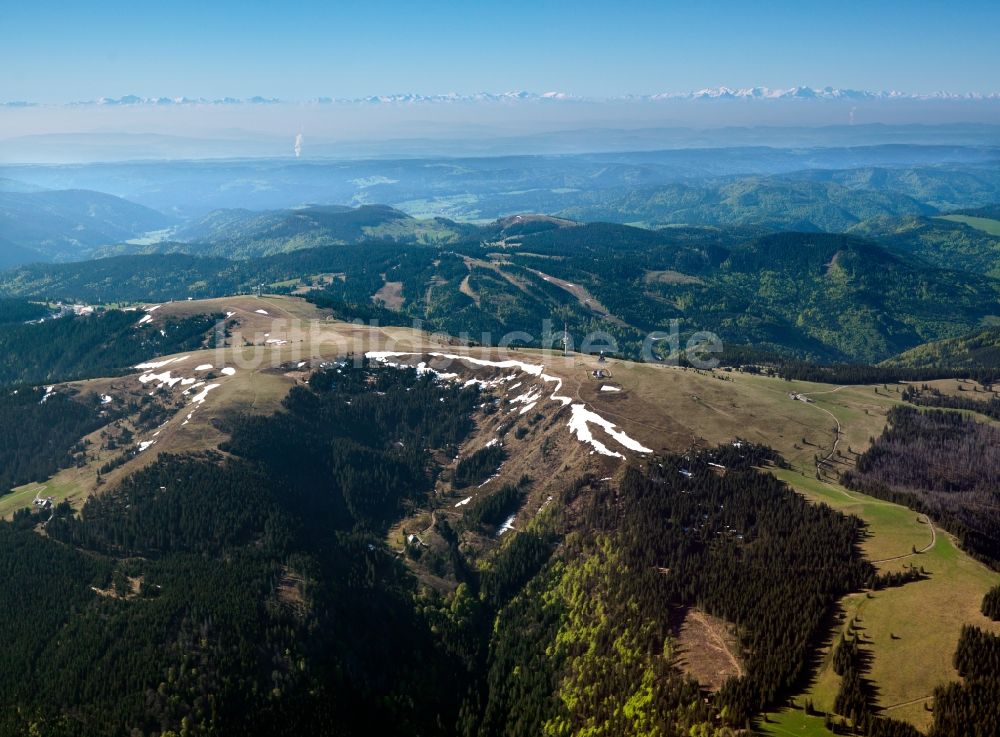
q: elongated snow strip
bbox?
[566,404,652,457]
[135,356,188,370]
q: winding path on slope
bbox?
[796,387,939,561]
[870,515,937,563]
[799,386,848,465]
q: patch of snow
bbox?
[137,440,157,452]
[297,361,307,368]
[220,367,236,376]
[455,496,472,507]
[566,410,622,457]
[195,363,213,371]
[265,338,289,345]
[485,438,499,448]
[414,361,458,381]
[180,378,197,386]
[458,373,520,389]
[600,385,621,392]
[135,356,188,370]
[566,404,653,458]
[518,401,538,415]
[137,314,153,325]
[100,394,113,404]
[509,387,542,406]
[255,308,269,315]
[145,304,161,312]
[138,371,183,387]
[225,311,235,318]
[40,385,55,403]
[189,383,220,405]
[497,514,516,537]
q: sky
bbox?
[3,0,1000,102]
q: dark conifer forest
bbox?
[842,406,1000,565]
[0,297,47,324]
[1,365,482,737]
[930,625,1000,737]
[0,309,221,387]
[0,386,115,492]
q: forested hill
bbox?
[954,203,1000,220]
[99,204,474,258]
[502,227,1000,362]
[0,188,174,263]
[2,225,998,363]
[557,174,937,232]
[0,308,220,387]
[0,253,237,302]
[0,365,484,736]
[884,325,1000,369]
[850,215,1000,277]
[0,356,904,736]
[0,297,46,324]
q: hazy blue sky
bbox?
[3,0,999,102]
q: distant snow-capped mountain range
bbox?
[641,86,1000,101]
[4,87,1000,107]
